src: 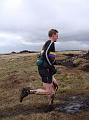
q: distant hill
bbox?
[18,50,38,54]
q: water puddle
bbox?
[55,96,89,113]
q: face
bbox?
[52,33,59,42]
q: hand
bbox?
[53,81,58,91]
[52,77,58,91]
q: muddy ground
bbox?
[0,51,89,120]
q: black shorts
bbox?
[38,66,53,83]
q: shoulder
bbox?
[43,40,51,48]
[45,40,51,45]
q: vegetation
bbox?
[0,51,89,120]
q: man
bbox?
[20,29,59,106]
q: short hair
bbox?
[48,29,58,37]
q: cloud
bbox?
[0,32,22,46]
[0,32,44,46]
[56,40,89,51]
[0,32,44,53]
[0,0,89,53]
[0,0,89,33]
[20,39,44,46]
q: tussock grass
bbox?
[0,52,89,120]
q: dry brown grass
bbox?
[0,52,89,120]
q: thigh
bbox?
[43,83,55,94]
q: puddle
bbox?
[55,96,89,113]
[0,96,89,119]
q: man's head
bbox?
[48,29,59,42]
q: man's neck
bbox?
[49,38,54,42]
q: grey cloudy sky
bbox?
[0,0,89,53]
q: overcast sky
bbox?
[0,0,89,53]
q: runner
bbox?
[20,29,59,106]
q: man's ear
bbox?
[52,34,55,37]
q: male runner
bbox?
[20,29,59,106]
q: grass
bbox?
[0,52,89,120]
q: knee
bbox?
[47,89,55,95]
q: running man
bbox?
[20,29,59,106]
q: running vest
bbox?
[40,40,56,66]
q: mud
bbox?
[0,96,89,119]
[55,96,89,113]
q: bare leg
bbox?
[30,83,55,95]
[47,83,55,105]
[48,76,59,105]
[20,82,55,103]
[30,82,56,105]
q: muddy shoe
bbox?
[20,87,30,102]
